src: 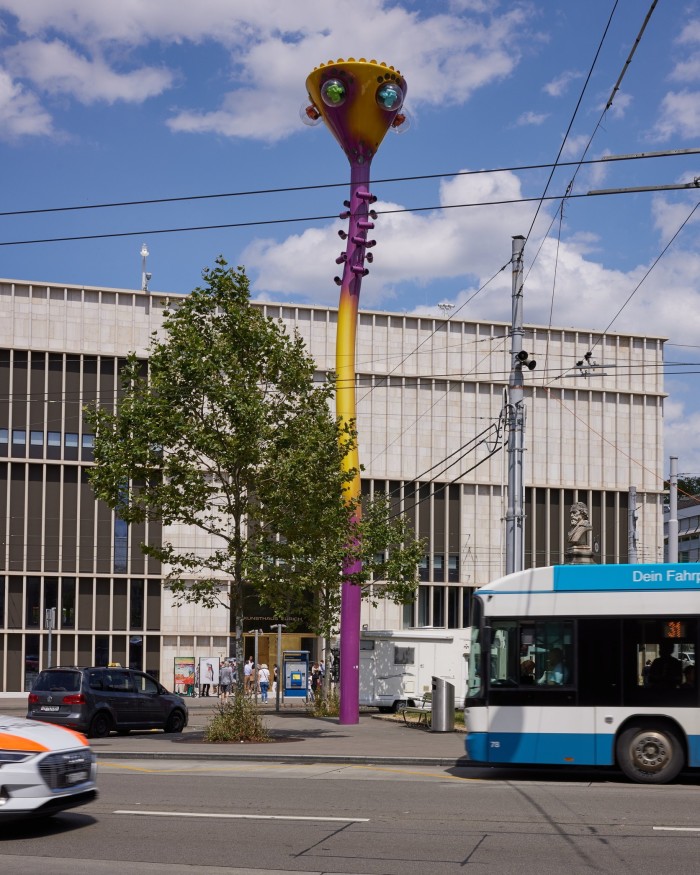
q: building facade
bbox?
[0,278,666,691]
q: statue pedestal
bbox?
[565,546,596,565]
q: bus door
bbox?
[578,619,622,766]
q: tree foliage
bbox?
[85,259,422,683]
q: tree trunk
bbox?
[233,578,245,694]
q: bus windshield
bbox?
[466,625,482,699]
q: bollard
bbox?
[431,676,455,732]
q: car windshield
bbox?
[32,670,81,692]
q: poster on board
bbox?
[198,656,220,691]
[174,657,195,696]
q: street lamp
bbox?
[270,623,287,712]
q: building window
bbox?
[82,434,95,448]
[419,555,429,582]
[114,516,128,573]
[0,428,7,443]
[12,429,26,445]
[130,579,144,629]
[61,578,76,628]
[418,586,429,626]
[30,431,44,446]
[47,432,61,447]
[448,554,459,583]
[64,433,79,448]
[433,586,445,626]
[26,578,40,627]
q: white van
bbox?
[359,628,469,712]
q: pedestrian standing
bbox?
[244,656,254,694]
[259,663,271,703]
[311,663,322,698]
[219,661,233,701]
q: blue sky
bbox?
[1,1,700,472]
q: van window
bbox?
[104,669,133,692]
[133,672,158,694]
[394,646,415,665]
[32,670,81,692]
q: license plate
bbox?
[40,706,59,712]
[66,770,88,784]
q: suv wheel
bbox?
[165,710,185,733]
[88,712,113,738]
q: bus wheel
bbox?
[616,723,684,784]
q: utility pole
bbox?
[628,486,638,564]
[270,623,286,712]
[668,456,678,563]
[505,236,535,575]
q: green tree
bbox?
[663,476,700,502]
[261,489,425,695]
[85,259,422,693]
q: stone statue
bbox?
[566,501,596,564]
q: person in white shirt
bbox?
[258,663,271,703]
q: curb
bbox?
[95,750,471,767]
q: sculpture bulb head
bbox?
[305,58,408,165]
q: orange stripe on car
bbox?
[0,732,49,752]
[60,727,89,746]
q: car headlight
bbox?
[0,751,36,767]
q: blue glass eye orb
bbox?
[376,83,404,111]
[321,79,347,106]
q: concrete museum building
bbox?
[0,277,665,692]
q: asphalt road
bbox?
[2,759,700,875]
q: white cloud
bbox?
[515,110,549,126]
[243,169,700,368]
[669,55,700,83]
[670,18,700,83]
[6,39,174,104]
[651,194,700,240]
[0,1,533,142]
[543,69,582,98]
[605,90,632,119]
[677,19,700,45]
[244,170,550,306]
[0,68,52,138]
[560,134,589,160]
[664,396,700,473]
[654,89,700,140]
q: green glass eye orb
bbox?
[376,83,403,111]
[321,79,347,106]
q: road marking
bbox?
[653,826,700,832]
[114,810,370,823]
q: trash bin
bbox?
[431,676,455,732]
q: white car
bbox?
[0,715,97,820]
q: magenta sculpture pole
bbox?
[304,58,408,723]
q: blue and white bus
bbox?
[464,563,700,783]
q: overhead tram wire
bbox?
[523,0,621,246]
[2,180,699,248]
[533,0,661,383]
[0,144,693,220]
[586,200,700,358]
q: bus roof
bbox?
[477,564,700,596]
[474,564,700,618]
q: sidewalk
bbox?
[0,694,470,767]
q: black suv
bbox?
[27,666,188,738]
